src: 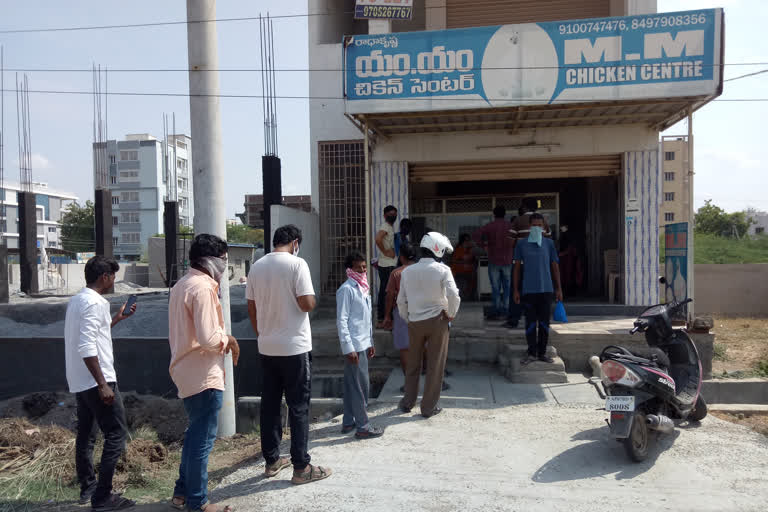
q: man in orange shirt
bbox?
[168,234,240,512]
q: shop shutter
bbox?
[446,0,611,29]
[409,155,621,183]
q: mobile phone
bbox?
[123,295,137,316]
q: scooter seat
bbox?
[601,346,670,370]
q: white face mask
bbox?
[293,240,300,257]
[199,256,227,283]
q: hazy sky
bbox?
[0,0,765,216]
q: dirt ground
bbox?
[712,411,768,437]
[710,316,768,376]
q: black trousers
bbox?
[377,266,394,320]
[260,352,312,470]
[523,293,554,357]
[75,382,127,504]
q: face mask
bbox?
[385,215,397,225]
[560,226,568,233]
[293,240,300,257]
[199,256,227,283]
[528,226,543,247]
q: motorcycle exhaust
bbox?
[646,414,675,433]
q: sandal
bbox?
[264,456,292,477]
[291,464,332,485]
[199,504,234,512]
[171,496,186,510]
[92,493,135,511]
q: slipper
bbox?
[92,493,135,511]
[264,456,292,477]
[291,465,332,485]
[170,496,185,510]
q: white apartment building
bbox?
[95,133,193,261]
[0,182,78,250]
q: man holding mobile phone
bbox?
[64,256,137,511]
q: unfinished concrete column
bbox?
[94,189,113,259]
[0,243,8,303]
[17,191,38,294]
[164,201,179,287]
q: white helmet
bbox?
[420,232,454,258]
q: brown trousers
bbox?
[399,313,450,415]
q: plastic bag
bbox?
[553,300,568,323]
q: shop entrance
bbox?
[409,174,621,302]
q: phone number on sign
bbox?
[360,6,412,19]
[558,13,709,35]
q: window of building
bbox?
[48,241,57,247]
[120,150,138,161]
[120,211,140,224]
[112,196,120,205]
[121,232,141,244]
[665,213,675,222]
[48,226,57,233]
[119,170,140,182]
[113,237,119,246]
[756,227,765,235]
[665,192,675,201]
[664,151,675,161]
[177,158,187,171]
[110,155,116,164]
[110,175,117,185]
[120,191,140,202]
[664,172,675,181]
[113,216,119,226]
[176,140,187,150]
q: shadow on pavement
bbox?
[532,427,681,483]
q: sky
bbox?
[0,1,765,216]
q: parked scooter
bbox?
[590,277,707,462]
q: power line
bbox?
[3,63,768,73]
[1,87,767,103]
[724,68,768,82]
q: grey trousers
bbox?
[343,350,370,431]
[400,313,450,416]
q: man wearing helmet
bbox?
[396,232,461,418]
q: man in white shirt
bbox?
[336,252,383,439]
[397,232,461,418]
[64,256,136,511]
[374,205,398,326]
[247,224,332,485]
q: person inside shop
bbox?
[375,205,398,327]
[394,218,412,262]
[472,206,514,320]
[558,224,584,296]
[450,233,477,299]
[513,213,563,366]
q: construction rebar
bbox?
[259,13,278,157]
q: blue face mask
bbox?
[528,226,543,247]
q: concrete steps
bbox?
[498,344,568,384]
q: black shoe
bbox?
[504,320,519,328]
[78,483,96,505]
[398,404,412,413]
[538,355,555,363]
[92,493,135,511]
[521,354,537,366]
[442,381,451,391]
[444,369,453,377]
[355,426,384,439]
[341,424,355,434]
[422,407,443,418]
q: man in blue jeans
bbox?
[513,214,563,365]
[473,206,514,320]
[168,235,241,512]
[336,252,384,439]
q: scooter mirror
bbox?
[659,276,667,285]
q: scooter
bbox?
[589,277,707,462]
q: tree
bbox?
[694,200,754,238]
[60,201,95,253]
[226,224,264,246]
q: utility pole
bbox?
[186,0,235,437]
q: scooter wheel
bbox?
[689,395,708,422]
[624,412,651,462]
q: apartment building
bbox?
[0,182,78,250]
[660,135,691,227]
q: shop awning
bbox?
[347,96,714,139]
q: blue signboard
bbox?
[344,9,723,113]
[664,222,688,317]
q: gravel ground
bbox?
[211,403,768,512]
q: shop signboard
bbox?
[354,0,413,20]
[344,9,723,113]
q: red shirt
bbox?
[473,218,515,266]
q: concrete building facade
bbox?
[0,182,78,250]
[660,135,691,227]
[239,194,312,229]
[308,0,724,305]
[95,133,193,261]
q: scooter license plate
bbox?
[606,396,635,412]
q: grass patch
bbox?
[711,316,768,377]
[713,343,728,361]
[754,360,768,378]
[660,232,768,264]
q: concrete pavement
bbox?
[211,371,768,512]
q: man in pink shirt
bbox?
[168,234,240,512]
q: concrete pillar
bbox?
[187,0,235,437]
[164,201,179,287]
[0,244,8,303]
[426,0,447,30]
[369,19,392,34]
[94,189,114,259]
[17,191,38,294]
[262,155,282,254]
